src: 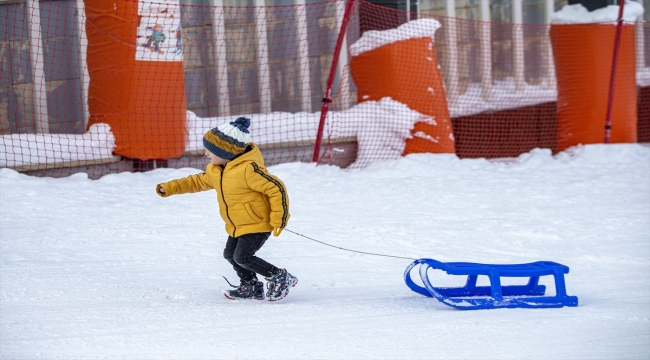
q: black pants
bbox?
[223,232,278,282]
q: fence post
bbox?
[545,0,557,91]
[26,0,49,133]
[635,0,645,72]
[75,0,91,129]
[254,0,272,113]
[479,0,492,101]
[511,0,525,92]
[312,0,355,163]
[210,0,231,116]
[604,0,626,143]
[295,0,313,113]
[444,0,459,108]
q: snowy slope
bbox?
[1,144,648,359]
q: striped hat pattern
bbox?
[203,117,251,160]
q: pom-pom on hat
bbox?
[203,117,251,160]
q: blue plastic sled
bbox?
[404,258,578,310]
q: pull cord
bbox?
[284,228,417,261]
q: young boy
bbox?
[156,117,297,301]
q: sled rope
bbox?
[285,228,417,261]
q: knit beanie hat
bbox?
[203,117,251,160]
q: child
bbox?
[156,117,297,301]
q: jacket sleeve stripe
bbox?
[251,162,289,228]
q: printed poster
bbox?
[136,0,183,61]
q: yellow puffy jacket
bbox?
[156,143,289,237]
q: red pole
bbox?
[604,0,626,143]
[312,0,356,163]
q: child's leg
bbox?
[223,236,258,282]
[225,232,278,279]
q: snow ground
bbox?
[1,144,649,359]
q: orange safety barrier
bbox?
[550,23,637,152]
[350,36,455,155]
[84,0,187,160]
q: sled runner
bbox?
[404,258,578,310]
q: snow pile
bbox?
[550,1,644,24]
[187,97,426,168]
[349,18,441,57]
[336,98,430,167]
[0,124,116,168]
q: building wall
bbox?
[1,0,85,135]
[178,0,341,118]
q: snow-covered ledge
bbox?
[1,98,425,170]
[0,124,118,171]
[638,67,650,88]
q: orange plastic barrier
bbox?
[350,37,455,155]
[84,0,187,160]
[550,24,637,152]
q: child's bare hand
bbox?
[156,184,167,196]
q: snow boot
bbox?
[224,278,265,300]
[265,269,298,301]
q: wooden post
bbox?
[545,0,557,91]
[254,0,272,113]
[335,0,351,109]
[635,0,645,72]
[444,0,459,108]
[512,0,525,92]
[75,0,90,129]
[295,0,313,113]
[210,0,231,116]
[26,0,49,133]
[479,0,492,101]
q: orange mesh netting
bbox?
[1,0,648,178]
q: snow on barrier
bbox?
[349,18,455,155]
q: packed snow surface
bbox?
[1,144,649,359]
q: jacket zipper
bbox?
[220,166,236,237]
